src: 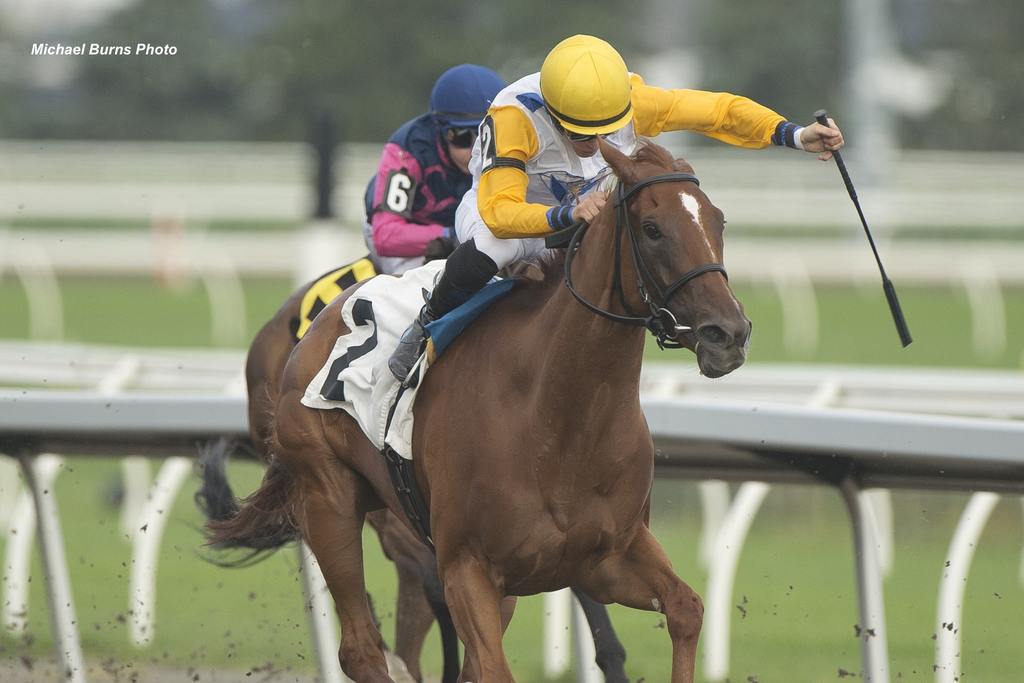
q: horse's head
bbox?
[598,139,751,378]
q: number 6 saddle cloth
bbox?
[301,259,516,459]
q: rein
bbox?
[555,171,728,348]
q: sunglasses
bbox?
[567,131,601,142]
[445,127,478,149]
[553,118,605,143]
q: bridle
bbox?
[553,171,728,349]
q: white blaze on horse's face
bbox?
[679,191,701,228]
[678,191,718,259]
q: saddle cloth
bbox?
[295,257,377,341]
[300,259,516,459]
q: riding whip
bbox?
[814,109,913,348]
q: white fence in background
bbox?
[2,141,1024,231]
[2,227,1023,359]
[1,342,1022,682]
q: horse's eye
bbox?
[642,221,662,240]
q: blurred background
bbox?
[1,1,1022,681]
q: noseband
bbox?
[557,171,728,348]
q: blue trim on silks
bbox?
[772,121,801,148]
[548,177,568,203]
[546,205,575,230]
[425,278,517,357]
[546,206,559,229]
[515,93,546,112]
[577,168,612,195]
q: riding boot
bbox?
[388,300,439,382]
[388,239,499,383]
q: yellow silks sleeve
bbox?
[477,105,554,238]
[630,73,785,149]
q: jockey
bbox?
[363,64,507,275]
[389,34,845,381]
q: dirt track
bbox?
[0,652,431,682]
[0,660,315,682]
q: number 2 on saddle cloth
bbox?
[293,257,378,342]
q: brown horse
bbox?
[198,263,628,681]
[207,138,750,682]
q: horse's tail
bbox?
[195,436,299,567]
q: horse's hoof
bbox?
[386,650,418,683]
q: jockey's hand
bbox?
[574,190,609,224]
[423,235,457,263]
[799,118,845,161]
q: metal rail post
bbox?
[701,481,771,681]
[3,472,36,634]
[543,588,572,679]
[571,595,602,683]
[839,476,891,683]
[1020,498,1024,587]
[934,492,1000,683]
[697,481,730,570]
[16,453,86,683]
[128,456,193,646]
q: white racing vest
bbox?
[468,72,638,210]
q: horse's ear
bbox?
[672,158,695,175]
[599,138,638,187]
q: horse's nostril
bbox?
[698,324,729,347]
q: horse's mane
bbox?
[525,249,567,291]
[520,139,682,292]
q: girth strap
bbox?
[381,382,434,550]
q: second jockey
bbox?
[363,64,506,275]
[389,34,845,381]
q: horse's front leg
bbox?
[578,527,703,683]
[440,553,516,682]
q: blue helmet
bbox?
[430,64,506,129]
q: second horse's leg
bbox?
[572,587,629,683]
[422,563,461,683]
[394,562,435,682]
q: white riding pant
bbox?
[454,188,547,269]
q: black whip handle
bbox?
[815,109,913,347]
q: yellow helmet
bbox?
[540,35,633,136]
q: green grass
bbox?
[0,276,293,348]
[1,274,1023,680]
